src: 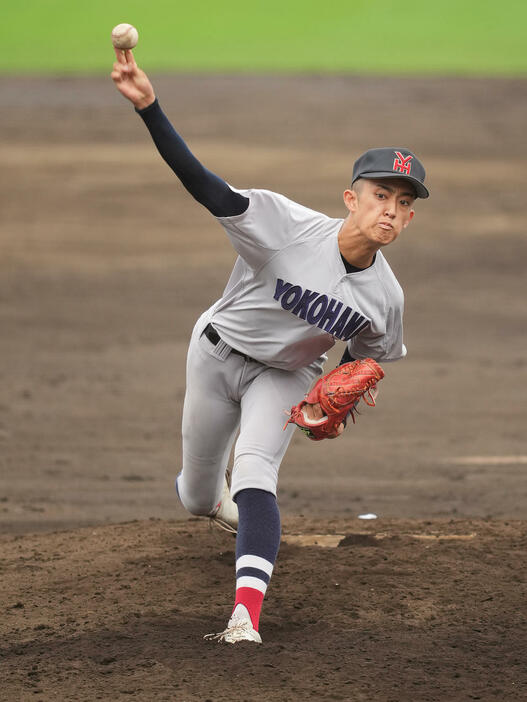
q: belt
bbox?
[203,323,254,361]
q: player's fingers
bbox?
[111,61,130,80]
[114,46,127,64]
[110,70,124,84]
[305,402,324,420]
[326,423,344,439]
[124,49,137,66]
[113,63,134,82]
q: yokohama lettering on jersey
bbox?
[273,279,369,341]
[207,189,406,371]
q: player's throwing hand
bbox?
[111,48,155,110]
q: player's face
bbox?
[344,179,415,246]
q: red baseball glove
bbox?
[284,358,384,441]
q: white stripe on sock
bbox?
[236,554,274,577]
[236,575,268,594]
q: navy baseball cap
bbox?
[352,147,429,199]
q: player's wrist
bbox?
[134,93,156,111]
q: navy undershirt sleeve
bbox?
[136,99,249,217]
[339,346,355,365]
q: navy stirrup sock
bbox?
[233,488,281,630]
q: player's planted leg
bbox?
[204,488,280,643]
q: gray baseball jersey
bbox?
[207,188,406,371]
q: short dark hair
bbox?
[351,177,366,194]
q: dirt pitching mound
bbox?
[2,517,526,701]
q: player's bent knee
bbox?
[175,475,218,516]
[231,453,278,500]
[178,492,218,516]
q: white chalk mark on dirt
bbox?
[443,456,527,466]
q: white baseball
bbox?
[111,23,139,50]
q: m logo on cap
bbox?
[393,151,413,175]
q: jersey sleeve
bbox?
[346,303,407,362]
[216,189,310,269]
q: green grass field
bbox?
[1,0,525,75]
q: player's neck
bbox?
[337,220,379,269]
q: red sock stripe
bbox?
[234,587,265,631]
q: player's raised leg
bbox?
[176,321,241,518]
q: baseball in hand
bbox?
[111,23,139,50]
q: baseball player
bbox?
[111,48,429,644]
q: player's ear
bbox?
[343,189,358,214]
[403,209,415,228]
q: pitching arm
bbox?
[111,48,249,217]
[137,100,249,216]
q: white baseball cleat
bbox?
[209,476,238,534]
[204,605,262,644]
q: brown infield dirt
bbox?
[0,74,526,701]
